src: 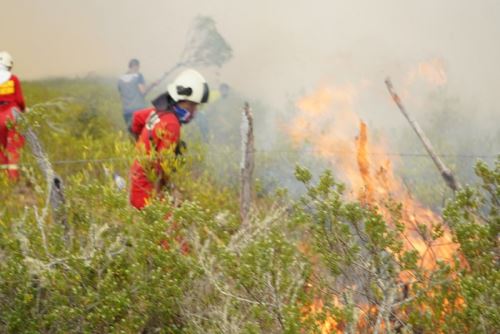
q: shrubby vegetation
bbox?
[0,79,497,333]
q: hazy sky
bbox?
[2,0,500,119]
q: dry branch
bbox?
[384,78,460,191]
[157,16,232,84]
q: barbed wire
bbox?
[51,157,129,165]
[17,157,129,168]
[18,149,497,167]
[257,149,498,159]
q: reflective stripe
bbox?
[0,79,15,95]
[145,111,160,131]
[11,107,21,120]
[0,164,19,170]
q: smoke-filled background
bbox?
[3,0,499,107]
[2,0,499,202]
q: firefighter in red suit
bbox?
[129,69,209,209]
[0,51,26,181]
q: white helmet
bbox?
[0,51,13,70]
[167,69,209,104]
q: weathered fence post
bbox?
[240,102,254,226]
[18,109,69,243]
[384,78,460,191]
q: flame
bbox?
[407,58,448,86]
[287,85,364,193]
[355,119,457,272]
[395,58,448,104]
[289,85,459,332]
[303,299,340,334]
[289,87,457,269]
[356,121,374,204]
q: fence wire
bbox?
[17,149,498,167]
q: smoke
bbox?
[3,1,500,103]
[2,0,499,194]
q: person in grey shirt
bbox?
[118,59,158,129]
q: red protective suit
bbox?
[129,107,180,209]
[0,74,26,181]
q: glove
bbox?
[175,140,187,156]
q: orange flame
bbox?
[355,120,457,272]
[289,85,459,332]
[407,58,448,86]
[287,85,364,194]
[289,87,457,270]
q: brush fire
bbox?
[288,85,463,332]
[2,2,498,332]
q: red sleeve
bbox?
[154,121,180,153]
[130,108,151,135]
[12,75,25,111]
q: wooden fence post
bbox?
[384,78,460,191]
[19,109,69,244]
[240,102,255,225]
